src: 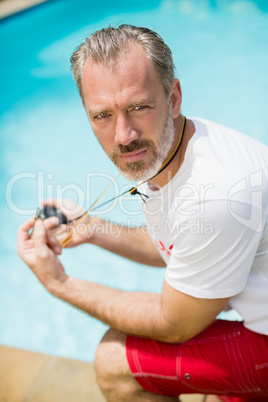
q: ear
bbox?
[169,79,182,119]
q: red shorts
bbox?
[126,320,268,401]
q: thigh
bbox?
[95,328,133,378]
[126,320,268,399]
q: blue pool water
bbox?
[0,0,267,362]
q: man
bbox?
[17,25,268,401]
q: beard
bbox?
[109,103,176,182]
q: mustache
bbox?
[110,139,155,159]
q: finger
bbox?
[56,232,72,245]
[47,234,57,245]
[17,216,35,243]
[33,219,50,259]
[32,216,58,240]
[46,234,62,255]
[43,216,60,229]
[48,224,69,235]
[49,244,62,256]
[46,225,69,245]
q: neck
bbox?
[149,114,187,188]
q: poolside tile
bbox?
[181,394,204,402]
[0,0,48,19]
[0,345,50,402]
[24,355,105,402]
[0,345,105,402]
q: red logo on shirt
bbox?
[158,241,173,256]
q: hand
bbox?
[17,217,68,292]
[40,199,93,248]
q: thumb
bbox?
[33,219,49,258]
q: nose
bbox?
[114,114,139,145]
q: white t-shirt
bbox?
[141,118,268,335]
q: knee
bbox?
[94,328,127,391]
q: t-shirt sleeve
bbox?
[165,199,263,299]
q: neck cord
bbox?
[61,116,187,246]
[129,115,186,198]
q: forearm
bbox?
[89,219,165,267]
[20,216,226,346]
[51,276,227,344]
[52,276,169,342]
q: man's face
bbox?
[82,45,176,181]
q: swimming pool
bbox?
[1,0,267,362]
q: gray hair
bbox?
[70,24,175,104]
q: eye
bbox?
[94,112,110,120]
[132,105,151,114]
[134,105,148,111]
